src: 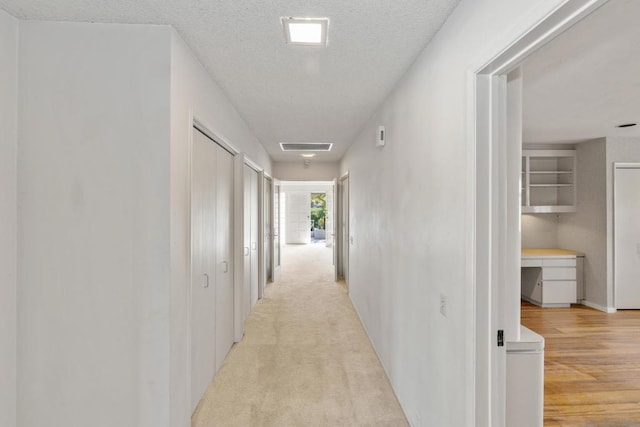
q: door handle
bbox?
[252,242,257,250]
[244,247,250,256]
[202,273,209,288]
[222,261,228,273]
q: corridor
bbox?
[192,244,408,426]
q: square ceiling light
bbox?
[282,17,328,46]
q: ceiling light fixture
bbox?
[301,153,316,158]
[617,123,637,128]
[282,17,328,46]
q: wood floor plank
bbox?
[521,302,640,425]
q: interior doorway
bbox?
[277,181,336,278]
[474,1,609,425]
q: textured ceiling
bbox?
[523,0,640,145]
[0,0,461,162]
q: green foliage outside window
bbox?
[310,193,326,229]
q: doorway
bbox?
[474,1,608,425]
[278,181,336,277]
[310,192,327,243]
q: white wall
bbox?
[522,214,559,248]
[557,138,607,307]
[274,161,339,181]
[169,31,271,427]
[18,21,172,427]
[0,9,18,427]
[339,0,569,425]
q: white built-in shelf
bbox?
[522,149,576,214]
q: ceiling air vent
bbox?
[279,142,333,152]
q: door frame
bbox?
[471,1,608,425]
[336,172,349,288]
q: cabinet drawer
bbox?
[543,281,576,304]
[542,267,576,281]
[543,258,576,267]
[522,258,542,267]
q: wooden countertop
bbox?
[522,248,584,257]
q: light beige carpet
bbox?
[192,243,408,427]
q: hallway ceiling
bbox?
[0,0,461,162]
[522,0,640,145]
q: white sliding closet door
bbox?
[614,164,640,309]
[190,128,234,411]
[214,144,234,372]
[250,170,259,306]
[243,165,260,320]
[191,129,217,412]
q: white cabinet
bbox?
[522,149,576,213]
[521,250,583,308]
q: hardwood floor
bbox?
[521,302,640,426]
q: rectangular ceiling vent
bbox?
[279,142,333,152]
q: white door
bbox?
[250,168,259,306]
[286,192,311,244]
[243,166,251,321]
[214,143,234,372]
[325,187,333,249]
[191,129,217,412]
[614,164,640,309]
[273,179,281,283]
[243,165,260,318]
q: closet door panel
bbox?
[250,169,259,307]
[190,129,217,412]
[215,145,234,372]
[243,166,252,322]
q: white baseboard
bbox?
[580,300,616,313]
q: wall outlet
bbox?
[440,293,447,317]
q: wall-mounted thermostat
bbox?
[376,126,386,147]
